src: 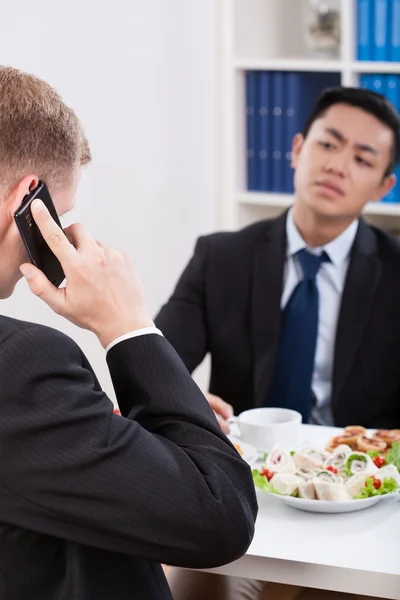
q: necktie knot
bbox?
[297,248,329,281]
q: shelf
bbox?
[234,59,400,75]
[234,58,344,73]
[237,192,400,218]
[238,192,292,208]
[351,61,400,74]
[363,202,400,216]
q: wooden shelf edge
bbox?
[237,193,400,217]
[234,59,344,72]
[233,59,400,75]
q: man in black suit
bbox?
[155,87,398,600]
[0,66,257,600]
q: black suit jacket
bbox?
[155,212,400,428]
[0,316,257,599]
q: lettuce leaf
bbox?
[367,450,380,458]
[252,469,281,495]
[385,442,400,472]
[355,477,398,499]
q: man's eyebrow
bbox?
[324,127,379,155]
[325,127,346,143]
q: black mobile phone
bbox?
[14,181,65,287]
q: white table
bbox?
[203,425,400,599]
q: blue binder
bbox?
[284,73,299,194]
[384,165,400,203]
[383,166,400,203]
[357,0,374,60]
[359,74,370,89]
[359,73,381,91]
[383,75,400,202]
[245,72,259,191]
[374,0,390,61]
[390,0,400,61]
[283,73,314,194]
[271,72,285,192]
[385,75,400,110]
[370,73,385,94]
[258,72,272,192]
[393,166,400,203]
[358,74,399,202]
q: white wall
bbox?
[0,0,216,400]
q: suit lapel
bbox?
[332,219,382,406]
[251,213,287,407]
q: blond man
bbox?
[0,66,257,600]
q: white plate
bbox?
[228,435,260,465]
[268,491,398,513]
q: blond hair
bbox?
[0,66,91,198]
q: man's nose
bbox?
[324,153,347,177]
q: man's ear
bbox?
[291,133,304,169]
[7,174,39,219]
[370,172,396,204]
[0,175,39,248]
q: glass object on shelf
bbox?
[304,0,341,59]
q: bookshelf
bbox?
[216,0,400,233]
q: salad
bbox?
[253,441,400,501]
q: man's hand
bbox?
[206,393,234,434]
[19,199,154,348]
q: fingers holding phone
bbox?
[64,222,103,256]
[19,198,154,348]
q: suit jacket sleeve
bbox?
[155,236,209,373]
[0,325,257,568]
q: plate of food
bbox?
[228,435,259,465]
[269,492,392,514]
[252,426,400,513]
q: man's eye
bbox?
[355,156,372,167]
[318,141,335,150]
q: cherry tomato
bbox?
[326,466,338,475]
[373,455,386,468]
[260,468,274,481]
[367,476,382,490]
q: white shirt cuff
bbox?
[105,327,164,353]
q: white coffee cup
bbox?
[228,407,302,451]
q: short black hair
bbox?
[303,86,400,176]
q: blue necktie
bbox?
[267,248,329,423]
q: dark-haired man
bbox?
[156,87,398,600]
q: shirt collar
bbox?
[285,208,359,266]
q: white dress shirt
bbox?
[282,209,359,425]
[106,327,163,353]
